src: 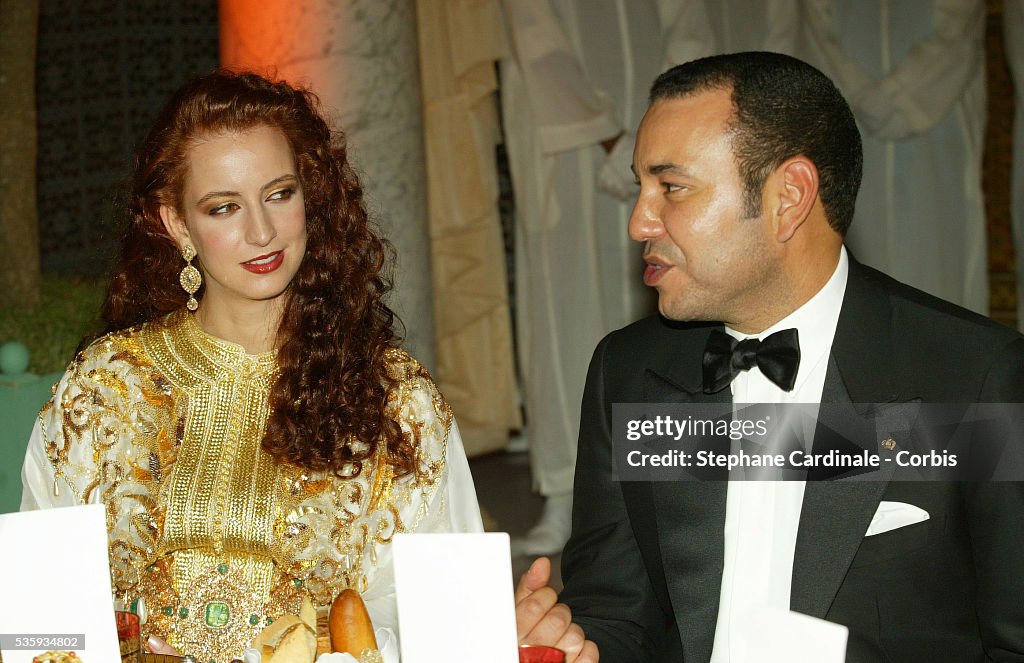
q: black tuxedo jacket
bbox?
[560,259,1024,662]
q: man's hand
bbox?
[515,557,599,662]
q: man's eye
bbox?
[268,187,294,201]
[663,183,682,193]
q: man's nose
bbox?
[628,196,664,242]
[246,207,278,246]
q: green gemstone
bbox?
[179,607,189,618]
[129,598,139,614]
[249,614,259,625]
[163,606,173,616]
[205,602,230,628]
[293,578,302,588]
[217,563,229,574]
[146,565,156,572]
[266,617,274,625]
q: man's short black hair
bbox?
[650,52,862,236]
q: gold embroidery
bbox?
[369,455,394,511]
[85,368,129,400]
[39,310,450,662]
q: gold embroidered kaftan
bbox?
[20,310,483,663]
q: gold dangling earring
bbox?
[179,245,202,311]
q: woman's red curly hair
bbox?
[101,70,413,480]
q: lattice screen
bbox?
[36,0,219,275]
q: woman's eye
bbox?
[209,202,238,216]
[268,187,294,201]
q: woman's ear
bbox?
[159,204,192,253]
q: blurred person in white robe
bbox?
[499,0,664,556]
[659,0,799,64]
[800,0,988,315]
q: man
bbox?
[514,52,1024,662]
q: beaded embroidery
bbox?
[39,309,451,662]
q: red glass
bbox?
[115,610,141,663]
[518,644,566,663]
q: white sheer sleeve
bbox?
[19,419,73,511]
[360,362,483,648]
[435,420,486,535]
[358,417,481,663]
[19,359,106,511]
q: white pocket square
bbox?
[865,501,929,537]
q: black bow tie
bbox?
[702,328,801,394]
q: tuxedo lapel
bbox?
[640,324,731,661]
[791,359,899,617]
[828,257,900,405]
[640,322,714,402]
[792,258,906,617]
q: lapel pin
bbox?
[881,438,897,451]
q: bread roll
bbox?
[328,589,378,655]
[252,597,317,663]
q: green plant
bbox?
[0,277,106,374]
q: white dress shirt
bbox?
[709,247,849,663]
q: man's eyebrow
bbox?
[631,163,690,181]
[648,163,687,176]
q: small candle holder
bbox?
[518,644,566,663]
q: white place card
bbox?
[0,504,121,663]
[392,532,519,663]
[741,606,848,663]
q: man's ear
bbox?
[769,156,819,243]
[159,204,191,253]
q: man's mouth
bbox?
[643,256,670,286]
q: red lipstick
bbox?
[241,250,284,274]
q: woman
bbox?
[20,71,482,662]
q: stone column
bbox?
[220,0,435,366]
[0,1,40,307]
